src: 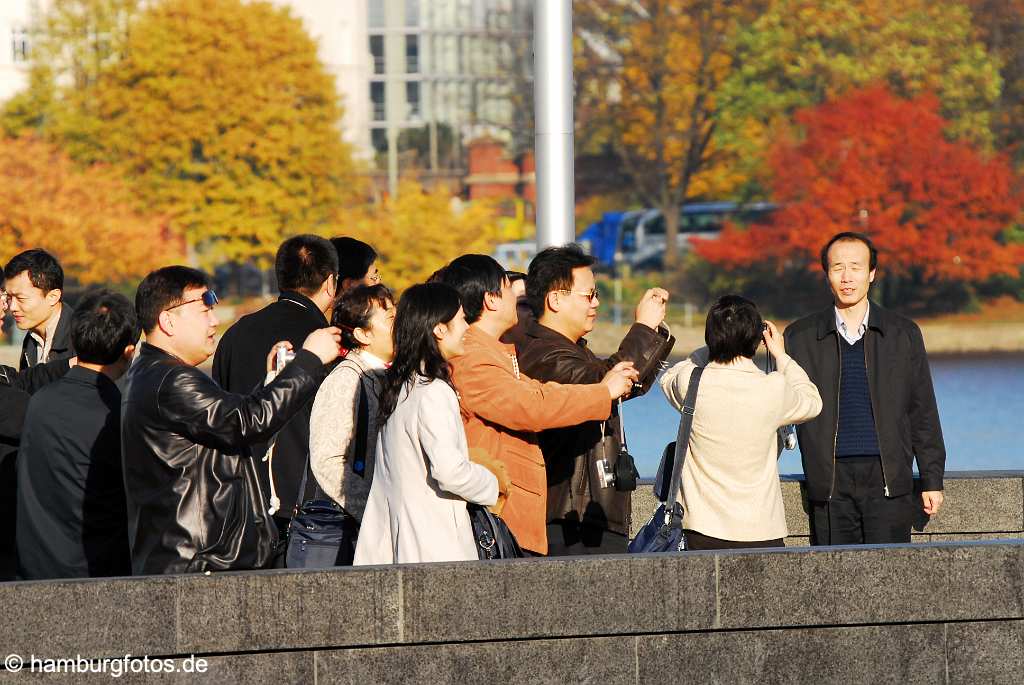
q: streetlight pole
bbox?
[534,0,575,249]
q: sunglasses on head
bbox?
[166,289,219,311]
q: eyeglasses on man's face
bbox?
[557,288,599,303]
[166,289,219,312]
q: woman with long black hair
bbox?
[353,283,499,564]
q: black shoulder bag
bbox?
[285,379,368,568]
[627,364,704,554]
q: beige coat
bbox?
[659,349,822,542]
[353,376,498,565]
[308,350,386,521]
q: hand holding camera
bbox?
[635,287,669,330]
[762,321,787,360]
[601,361,640,399]
[267,341,294,373]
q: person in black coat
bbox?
[16,289,139,580]
[784,232,946,545]
[3,249,76,369]
[0,285,75,580]
[212,235,339,552]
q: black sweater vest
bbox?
[836,337,881,457]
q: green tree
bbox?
[716,0,1002,191]
[966,0,1024,164]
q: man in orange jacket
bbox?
[439,255,638,555]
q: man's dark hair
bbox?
[3,249,64,294]
[71,288,141,365]
[135,266,210,334]
[331,237,378,284]
[437,254,506,324]
[705,294,764,363]
[820,232,878,272]
[332,284,394,350]
[525,244,595,318]
[275,234,339,295]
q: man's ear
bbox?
[122,344,137,361]
[868,269,876,284]
[157,311,175,337]
[45,288,61,306]
[483,291,501,313]
[545,290,562,314]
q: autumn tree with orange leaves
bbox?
[0,134,178,286]
[693,86,1023,313]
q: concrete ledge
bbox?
[631,472,1024,543]
[4,472,1024,683]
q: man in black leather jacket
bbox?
[122,266,342,575]
[515,245,675,555]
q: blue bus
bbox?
[579,201,778,270]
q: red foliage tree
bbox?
[694,86,1024,286]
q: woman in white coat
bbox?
[354,282,501,565]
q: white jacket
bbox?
[660,348,822,542]
[354,376,498,565]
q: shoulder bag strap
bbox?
[666,365,704,522]
[290,363,364,516]
[352,379,370,477]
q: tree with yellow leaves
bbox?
[345,181,502,293]
[0,134,177,285]
[6,0,363,271]
[575,0,763,269]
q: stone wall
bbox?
[630,472,1024,545]
[1,541,1022,683]
[2,472,1022,684]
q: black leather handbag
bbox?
[628,365,704,554]
[285,380,369,568]
[467,504,523,560]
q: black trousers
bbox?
[684,530,784,551]
[810,456,913,545]
[545,519,627,556]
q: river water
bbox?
[621,353,1024,477]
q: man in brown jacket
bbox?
[440,255,638,555]
[516,245,674,555]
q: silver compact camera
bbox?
[595,457,616,488]
[275,346,296,371]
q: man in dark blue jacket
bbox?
[785,232,946,545]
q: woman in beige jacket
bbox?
[660,295,822,550]
[308,285,394,565]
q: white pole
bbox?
[534,0,575,249]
